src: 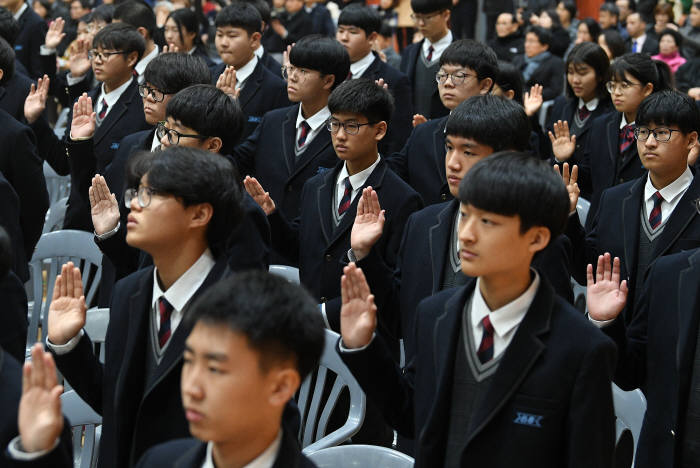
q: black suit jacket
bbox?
[0,70,33,122]
[513,53,565,101]
[0,270,27,364]
[341,278,617,467]
[625,36,659,55]
[308,3,335,36]
[14,7,47,79]
[399,40,449,120]
[386,115,449,206]
[604,248,700,468]
[210,60,290,140]
[260,50,283,75]
[0,171,27,284]
[52,257,231,468]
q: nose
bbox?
[458,215,476,244]
[129,192,141,212]
[446,150,460,170]
[181,365,204,401]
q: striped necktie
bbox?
[157,296,174,349]
[338,177,352,216]
[477,315,495,364]
[649,191,664,229]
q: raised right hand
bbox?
[70,93,95,140]
[89,175,119,235]
[340,263,377,349]
[548,120,576,162]
[216,65,239,99]
[69,38,92,78]
[586,253,628,322]
[412,114,427,127]
[24,75,50,124]
[47,262,87,345]
[243,176,276,215]
[45,18,66,50]
[350,187,385,261]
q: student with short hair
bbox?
[513,26,565,102]
[2,0,47,78]
[241,0,284,73]
[339,151,616,467]
[135,270,324,467]
[163,8,213,68]
[599,3,621,32]
[112,1,160,80]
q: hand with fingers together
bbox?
[44,18,66,50]
[47,262,87,346]
[548,120,577,162]
[586,253,628,322]
[24,75,50,124]
[69,38,92,78]
[412,114,427,127]
[216,66,240,99]
[70,93,96,140]
[89,175,120,235]
[282,43,294,71]
[243,176,276,215]
[350,187,385,261]
[374,78,389,90]
[553,162,579,214]
[340,263,377,349]
[523,84,543,117]
[17,344,65,453]
[161,44,180,54]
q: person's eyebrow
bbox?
[203,352,229,362]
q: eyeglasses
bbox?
[326,119,377,135]
[634,126,682,142]
[156,121,209,145]
[435,71,476,85]
[124,185,162,209]
[138,84,169,103]
[281,65,311,81]
[605,80,643,93]
[88,49,125,61]
[410,11,442,23]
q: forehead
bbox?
[642,121,681,130]
[331,111,366,122]
[440,63,472,73]
[166,116,198,132]
[216,25,249,35]
[186,322,257,362]
[446,134,485,148]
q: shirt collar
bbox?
[150,130,161,151]
[578,96,599,111]
[337,155,381,192]
[201,430,282,468]
[254,44,264,59]
[99,78,133,109]
[135,45,159,77]
[620,113,634,129]
[644,166,693,203]
[236,55,258,87]
[470,270,540,339]
[422,29,453,53]
[296,104,330,132]
[13,2,27,20]
[151,248,216,313]
[349,51,375,78]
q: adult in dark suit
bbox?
[624,13,659,54]
[4,0,46,79]
[513,26,565,102]
[487,12,524,62]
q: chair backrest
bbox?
[269,264,300,284]
[42,196,69,235]
[614,419,634,468]
[613,384,647,466]
[307,444,414,468]
[84,308,109,363]
[298,329,366,454]
[576,198,591,227]
[538,99,555,129]
[43,161,71,205]
[61,390,102,468]
[26,231,103,348]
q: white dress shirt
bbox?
[620,113,634,129]
[235,55,258,90]
[95,78,133,121]
[422,30,453,63]
[150,130,161,151]
[643,166,693,227]
[335,155,381,206]
[254,44,265,59]
[631,33,647,53]
[578,96,599,112]
[296,105,330,149]
[201,430,282,468]
[349,51,375,79]
[12,2,27,20]
[135,45,160,81]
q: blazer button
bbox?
[619,178,624,183]
[320,296,326,303]
[325,254,332,262]
[441,193,447,200]
[671,430,675,437]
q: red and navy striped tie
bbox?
[649,191,664,229]
[477,315,495,364]
[338,177,352,216]
[298,121,311,148]
[619,124,635,154]
[157,296,174,349]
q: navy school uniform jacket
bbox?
[340,278,617,468]
[260,49,283,75]
[267,159,423,334]
[0,70,33,122]
[14,7,47,79]
[0,169,27,284]
[209,59,290,140]
[386,115,450,206]
[39,50,94,108]
[399,40,450,120]
[603,248,700,468]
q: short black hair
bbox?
[658,28,683,48]
[166,84,246,155]
[495,61,523,104]
[446,95,530,153]
[93,22,145,62]
[458,151,570,240]
[559,1,577,19]
[241,0,270,26]
[620,0,637,11]
[542,8,563,28]
[565,42,610,99]
[410,0,451,15]
[184,270,325,379]
[610,53,672,93]
[599,3,620,17]
[0,36,14,85]
[72,0,91,10]
[600,29,626,60]
[167,8,203,47]
[526,25,552,47]
[636,89,700,135]
[144,52,211,95]
[127,146,244,255]
[337,5,381,36]
[215,3,261,36]
[113,1,156,38]
[378,20,394,38]
[440,39,499,83]
[328,78,395,124]
[0,8,19,45]
[579,17,602,41]
[91,3,114,23]
[289,35,350,91]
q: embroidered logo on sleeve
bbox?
[513,412,543,428]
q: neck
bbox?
[151,240,208,290]
[623,110,637,124]
[233,52,255,71]
[426,28,449,44]
[103,74,131,94]
[8,1,22,14]
[649,166,686,190]
[479,266,532,311]
[561,18,571,28]
[353,49,372,64]
[301,95,328,119]
[346,151,378,176]
[211,424,279,468]
[144,40,156,57]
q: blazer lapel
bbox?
[315,167,337,244]
[291,129,333,179]
[238,61,263,109]
[173,442,208,468]
[606,115,621,184]
[621,178,644,281]
[429,200,459,293]
[94,79,137,146]
[652,175,700,259]
[281,105,298,174]
[432,117,448,185]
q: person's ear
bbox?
[443,9,451,24]
[368,31,378,44]
[504,88,515,100]
[478,77,494,95]
[188,202,213,229]
[642,82,654,98]
[250,31,262,49]
[267,368,300,407]
[136,26,149,41]
[527,226,551,254]
[686,130,699,151]
[373,120,388,141]
[125,51,140,69]
[321,73,335,92]
[204,136,223,153]
[0,69,4,83]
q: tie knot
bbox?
[158,296,173,318]
[481,315,494,334]
[653,191,664,204]
[428,45,434,52]
[301,120,310,132]
[344,176,352,191]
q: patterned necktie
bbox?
[157,296,174,349]
[649,191,664,229]
[477,315,495,364]
[426,45,434,62]
[97,98,108,121]
[578,105,591,120]
[619,124,635,154]
[298,121,311,148]
[338,177,353,216]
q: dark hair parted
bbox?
[0,36,14,85]
[410,0,451,14]
[458,151,570,239]
[636,89,700,135]
[600,29,626,60]
[92,22,146,62]
[184,270,325,379]
[167,8,203,48]
[166,84,246,155]
[565,42,610,99]
[337,5,381,36]
[113,1,156,38]
[653,3,674,22]
[289,35,350,91]
[328,78,394,124]
[599,3,620,17]
[526,25,552,47]
[658,28,683,48]
[144,52,211,95]
[440,39,499,82]
[91,4,114,24]
[127,146,244,255]
[215,3,262,36]
[0,8,19,45]
[446,95,530,153]
[610,52,672,93]
[579,17,602,41]
[559,1,577,19]
[495,61,523,104]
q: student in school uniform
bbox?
[400,0,453,120]
[240,0,284,74]
[0,37,32,122]
[0,224,28,364]
[233,35,349,263]
[567,90,700,324]
[336,5,412,155]
[163,8,214,69]
[46,147,245,468]
[338,151,617,467]
[3,0,47,78]
[387,39,498,206]
[210,3,289,139]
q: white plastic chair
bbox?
[613,384,647,466]
[307,444,414,468]
[576,198,591,227]
[269,264,300,284]
[61,390,102,468]
[538,99,555,129]
[42,196,69,234]
[298,329,366,454]
[43,161,71,205]
[84,307,109,363]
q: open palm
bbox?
[71,93,95,139]
[89,175,119,235]
[350,187,385,260]
[549,120,576,161]
[340,264,377,349]
[47,262,87,345]
[587,253,628,322]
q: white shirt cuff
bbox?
[95,221,120,241]
[46,329,84,354]
[40,45,56,55]
[588,315,615,328]
[7,435,60,460]
[338,333,375,353]
[66,73,87,86]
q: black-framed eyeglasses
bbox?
[410,11,442,23]
[281,65,311,81]
[435,71,476,86]
[156,121,209,145]
[88,49,125,61]
[634,126,682,142]
[124,185,162,209]
[138,84,169,103]
[605,80,643,93]
[326,119,378,135]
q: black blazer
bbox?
[399,40,450,120]
[360,56,413,156]
[210,60,290,140]
[0,270,27,364]
[386,115,449,206]
[624,36,659,55]
[14,7,47,79]
[308,3,335,36]
[0,70,33,122]
[604,248,700,468]
[0,171,27,284]
[260,50,283,75]
[39,51,94,108]
[340,278,617,467]
[52,257,231,468]
[513,53,565,101]
[566,172,700,321]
